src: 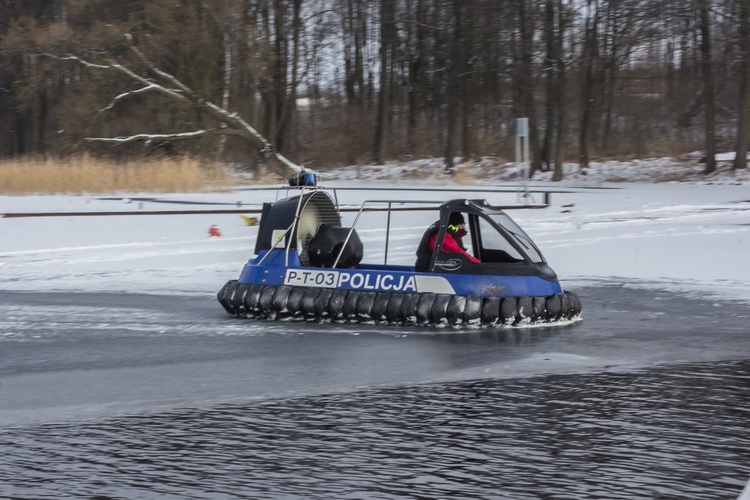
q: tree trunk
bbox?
[406,0,426,154]
[735,0,750,170]
[260,2,277,150]
[579,0,599,171]
[373,0,393,164]
[601,39,618,153]
[552,0,567,182]
[460,0,476,161]
[344,0,356,102]
[271,0,288,151]
[218,30,232,160]
[517,0,542,177]
[698,0,716,174]
[275,0,301,154]
[541,0,556,172]
[444,0,462,172]
[343,0,366,104]
[445,91,457,171]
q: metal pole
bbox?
[515,117,533,205]
[384,202,392,264]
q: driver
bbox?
[415,212,481,271]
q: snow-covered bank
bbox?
[1,159,749,302]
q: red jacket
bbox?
[428,231,481,263]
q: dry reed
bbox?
[0,155,239,195]
[451,164,482,185]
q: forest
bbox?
[1,0,750,180]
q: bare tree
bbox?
[552,1,570,181]
[44,33,302,177]
[342,0,367,104]
[258,0,303,153]
[578,0,599,171]
[459,0,478,162]
[5,0,750,173]
[541,0,556,173]
[515,0,543,177]
[403,0,428,154]
[444,0,463,172]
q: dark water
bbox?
[1,286,749,499]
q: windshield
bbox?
[484,213,545,263]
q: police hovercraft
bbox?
[218,177,581,328]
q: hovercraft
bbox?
[218,180,581,328]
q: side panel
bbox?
[239,264,562,297]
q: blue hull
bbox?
[238,250,563,297]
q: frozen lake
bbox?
[1,286,749,498]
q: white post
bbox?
[515,117,533,204]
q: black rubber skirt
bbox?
[218,281,582,328]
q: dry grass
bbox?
[653,170,697,183]
[0,155,240,195]
[451,164,483,185]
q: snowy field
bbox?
[1,157,750,305]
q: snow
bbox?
[2,157,750,304]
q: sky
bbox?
[1,157,749,306]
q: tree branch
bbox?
[124,33,192,93]
[41,35,305,177]
[102,84,160,111]
[42,53,189,104]
[85,128,244,144]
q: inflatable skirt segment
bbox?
[218,281,582,328]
